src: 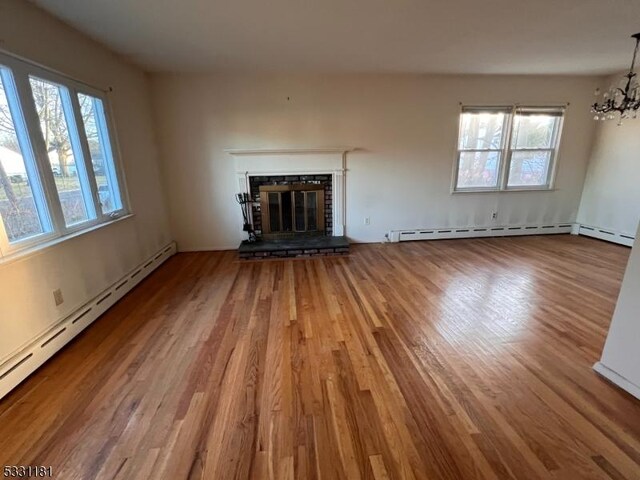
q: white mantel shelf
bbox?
[225,147,355,156]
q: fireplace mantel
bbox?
[225,147,354,156]
[227,147,355,237]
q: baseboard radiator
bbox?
[388,223,573,243]
[576,224,635,247]
[0,242,177,400]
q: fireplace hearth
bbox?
[238,235,349,260]
[237,173,347,259]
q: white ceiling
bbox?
[32,0,640,75]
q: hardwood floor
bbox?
[1,235,639,480]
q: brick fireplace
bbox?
[249,175,333,237]
[227,147,352,259]
[227,147,352,238]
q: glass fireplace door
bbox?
[260,184,324,237]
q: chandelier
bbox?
[592,33,640,123]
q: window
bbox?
[0,68,51,244]
[453,106,565,192]
[77,93,123,214]
[30,77,96,226]
[455,108,508,189]
[0,52,127,257]
[508,109,563,187]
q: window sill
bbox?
[0,213,135,267]
[452,187,556,194]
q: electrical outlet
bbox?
[491,212,498,220]
[364,217,371,225]
[53,289,64,306]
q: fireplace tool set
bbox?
[236,192,258,243]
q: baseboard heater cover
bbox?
[577,224,635,247]
[0,242,177,400]
[388,223,574,242]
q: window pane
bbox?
[77,93,122,213]
[30,77,93,226]
[459,112,505,150]
[456,151,500,189]
[507,151,552,187]
[512,114,558,149]
[0,68,47,243]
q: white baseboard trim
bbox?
[576,224,635,247]
[0,241,177,400]
[387,222,574,243]
[178,245,238,252]
[593,361,640,401]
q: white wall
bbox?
[581,77,640,396]
[151,73,600,250]
[577,80,640,237]
[0,0,171,361]
[596,221,640,398]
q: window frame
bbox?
[452,105,566,193]
[0,65,56,253]
[503,107,565,191]
[76,92,125,215]
[28,74,100,229]
[452,106,512,192]
[0,50,129,258]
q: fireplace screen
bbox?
[259,184,325,236]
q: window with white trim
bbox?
[0,52,127,257]
[453,106,565,192]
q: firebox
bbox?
[259,184,325,237]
